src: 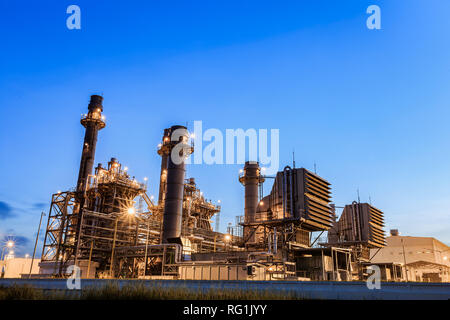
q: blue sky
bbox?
[0,0,449,256]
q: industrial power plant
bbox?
[34,94,391,282]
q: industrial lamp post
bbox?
[224,234,231,251]
[401,238,409,282]
[1,240,15,261]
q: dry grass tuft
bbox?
[0,282,302,300]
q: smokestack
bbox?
[239,161,264,243]
[76,95,105,193]
[161,125,192,244]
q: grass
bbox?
[0,284,44,300]
[0,282,302,300]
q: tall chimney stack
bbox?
[76,95,105,193]
[161,125,192,244]
[239,161,264,244]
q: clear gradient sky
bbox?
[1,1,449,256]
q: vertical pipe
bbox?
[321,249,325,280]
[273,227,278,254]
[401,238,408,281]
[282,171,286,219]
[144,220,150,276]
[28,211,45,278]
[87,240,94,278]
[289,169,294,217]
[331,249,335,280]
[73,211,84,267]
[283,166,293,218]
[110,218,118,277]
[157,128,171,205]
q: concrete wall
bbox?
[179,264,267,281]
[0,278,449,300]
[39,260,99,279]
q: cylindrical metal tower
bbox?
[157,128,171,205]
[239,161,264,243]
[76,95,105,193]
[161,125,193,244]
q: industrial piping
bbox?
[157,128,171,205]
[282,166,295,219]
[76,95,105,193]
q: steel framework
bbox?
[41,191,79,275]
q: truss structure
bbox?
[41,191,79,275]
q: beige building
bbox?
[0,258,41,278]
[370,231,450,282]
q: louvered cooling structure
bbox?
[364,204,386,247]
[328,202,386,248]
[295,168,333,231]
[258,167,333,231]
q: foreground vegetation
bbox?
[0,282,302,300]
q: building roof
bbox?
[406,260,450,270]
[387,235,449,249]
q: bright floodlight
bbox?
[127,207,135,215]
[6,241,14,248]
[224,234,231,241]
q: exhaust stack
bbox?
[239,161,264,244]
[161,125,192,244]
[76,95,105,193]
